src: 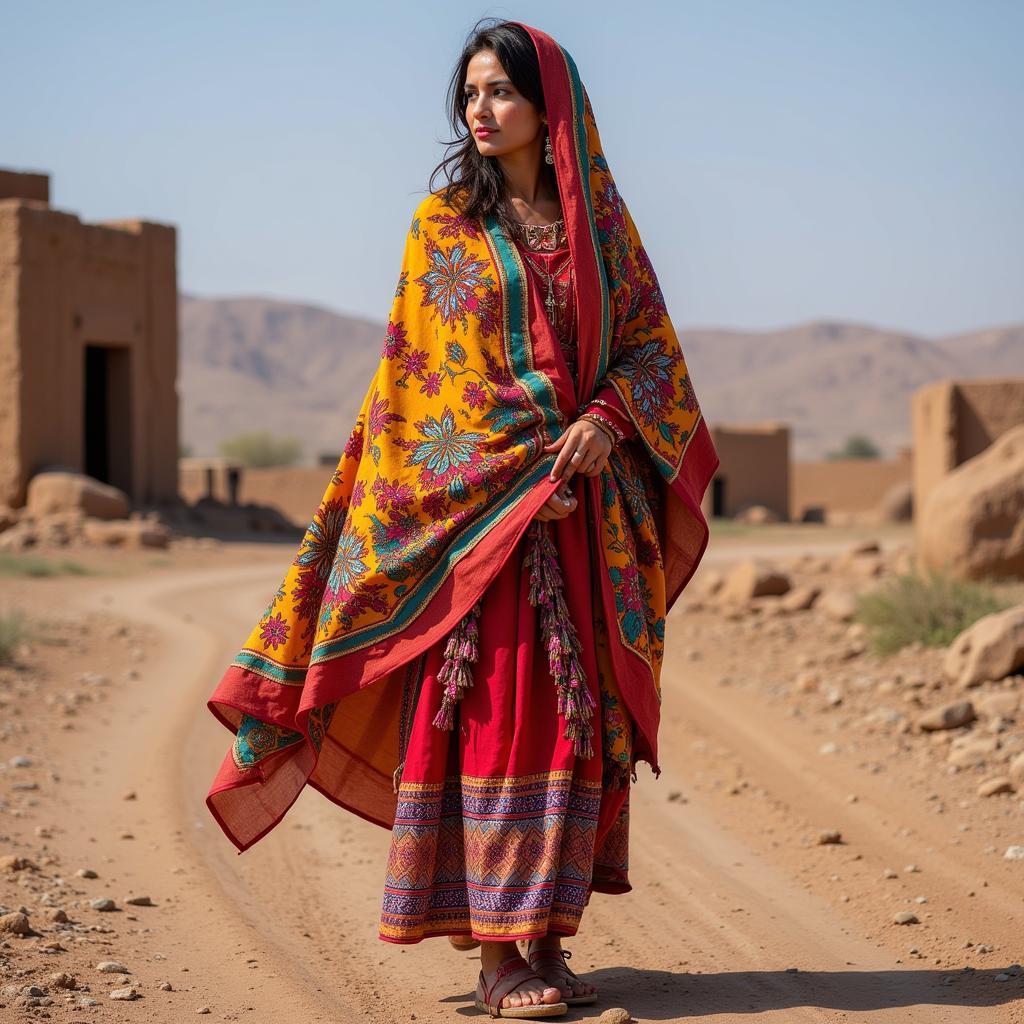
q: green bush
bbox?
[0,553,91,577]
[827,434,881,460]
[0,609,30,666]
[218,432,303,468]
[856,567,1011,656]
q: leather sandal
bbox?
[474,952,568,1018]
[526,946,598,1006]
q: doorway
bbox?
[83,344,132,494]
[712,475,725,518]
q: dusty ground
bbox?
[1,523,1022,1022]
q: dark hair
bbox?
[428,17,557,234]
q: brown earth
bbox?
[1,525,1023,1022]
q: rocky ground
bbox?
[0,525,1022,1022]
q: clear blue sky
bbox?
[4,0,1021,336]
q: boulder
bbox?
[877,480,913,523]
[80,519,170,549]
[943,605,1024,689]
[718,560,791,604]
[734,504,780,525]
[918,425,1024,580]
[26,472,129,521]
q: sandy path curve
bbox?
[55,553,1022,1023]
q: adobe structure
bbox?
[707,422,790,521]
[0,168,179,509]
[911,378,1024,518]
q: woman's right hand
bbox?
[534,480,577,521]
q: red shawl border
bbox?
[515,21,720,775]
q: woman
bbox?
[206,17,719,1020]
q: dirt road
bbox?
[2,536,1022,1021]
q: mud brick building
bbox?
[0,168,179,508]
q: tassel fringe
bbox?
[524,520,597,759]
[431,601,482,731]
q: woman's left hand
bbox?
[543,418,613,484]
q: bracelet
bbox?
[578,411,623,447]
[581,400,625,431]
[584,398,631,441]
[585,397,622,416]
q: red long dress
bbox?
[378,216,638,944]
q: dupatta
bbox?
[206,21,719,852]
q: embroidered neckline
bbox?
[510,217,567,252]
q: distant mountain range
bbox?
[179,294,1023,463]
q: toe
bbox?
[542,985,562,1004]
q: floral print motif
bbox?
[415,237,497,336]
[259,612,289,651]
[400,406,488,502]
[618,339,683,433]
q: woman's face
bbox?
[463,49,545,159]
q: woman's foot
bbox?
[477,941,564,1012]
[526,936,598,1004]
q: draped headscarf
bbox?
[206,21,719,852]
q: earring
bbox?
[544,129,554,165]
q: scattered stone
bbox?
[49,972,77,990]
[780,585,821,613]
[817,829,843,845]
[1009,752,1024,788]
[125,895,154,906]
[1,855,37,872]
[792,671,819,694]
[197,1007,211,1014]
[893,911,919,925]
[46,908,69,923]
[883,868,898,878]
[948,736,999,767]
[995,973,1011,982]
[978,777,1014,797]
[817,589,858,622]
[76,868,99,879]
[1004,846,1024,861]
[846,540,881,557]
[97,961,130,974]
[159,981,173,991]
[917,700,976,732]
[598,1010,633,1024]
[90,898,117,912]
[0,911,32,935]
[976,692,1021,720]
[110,986,139,1001]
